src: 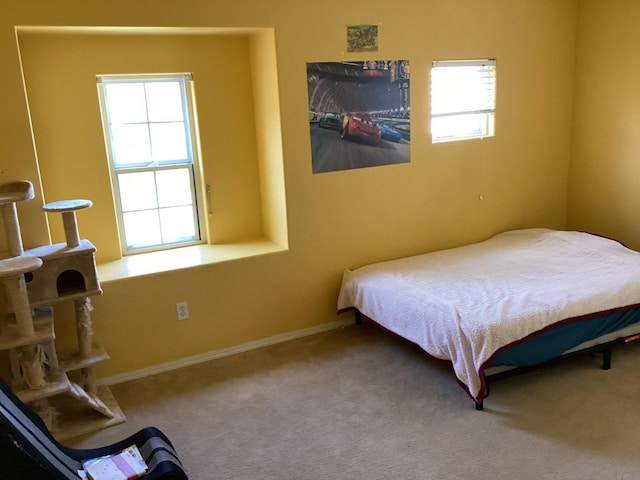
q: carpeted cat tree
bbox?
[0,180,124,440]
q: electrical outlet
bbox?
[176,301,189,320]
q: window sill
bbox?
[97,239,286,282]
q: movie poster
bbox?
[307,60,410,174]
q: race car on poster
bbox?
[340,112,381,144]
[318,112,343,130]
[376,121,403,142]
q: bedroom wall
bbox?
[0,0,578,379]
[567,0,640,251]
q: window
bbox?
[97,74,205,254]
[430,59,496,143]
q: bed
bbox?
[337,229,640,409]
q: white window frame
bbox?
[97,73,206,255]
[430,59,496,143]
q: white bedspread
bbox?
[337,229,640,401]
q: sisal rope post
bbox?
[1,203,24,256]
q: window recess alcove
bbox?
[17,25,288,278]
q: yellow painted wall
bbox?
[0,0,578,378]
[568,0,640,251]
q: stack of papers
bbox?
[78,445,147,480]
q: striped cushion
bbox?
[0,386,81,478]
[138,436,185,473]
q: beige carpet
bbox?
[67,323,640,479]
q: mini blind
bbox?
[431,59,496,142]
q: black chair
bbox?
[0,378,188,479]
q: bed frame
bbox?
[478,331,640,410]
[354,310,640,410]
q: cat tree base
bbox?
[48,385,126,442]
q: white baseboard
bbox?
[99,316,354,386]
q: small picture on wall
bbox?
[307,60,410,174]
[347,24,379,53]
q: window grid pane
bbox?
[111,124,152,167]
[145,82,184,122]
[159,205,197,244]
[104,83,147,123]
[149,123,188,162]
[118,171,158,212]
[123,210,162,249]
[156,168,193,208]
